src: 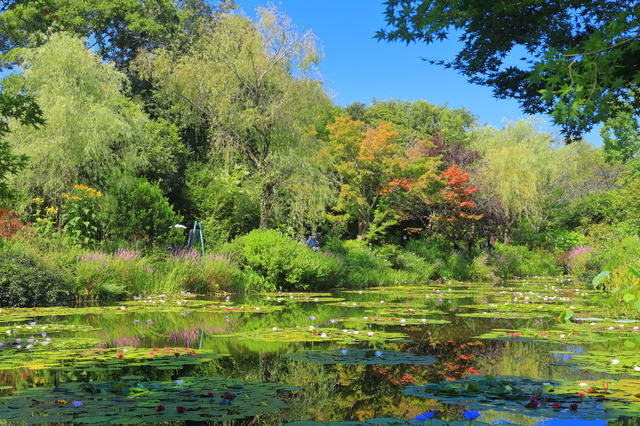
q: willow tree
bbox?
[4,33,183,210]
[471,120,556,244]
[137,6,332,230]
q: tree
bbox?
[433,164,482,250]
[376,0,640,139]
[470,120,556,244]
[137,6,331,229]
[0,93,44,202]
[324,116,440,239]
[0,0,183,70]
[4,33,183,209]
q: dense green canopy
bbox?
[376,0,640,140]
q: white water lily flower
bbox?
[634,366,640,371]
[634,326,640,331]
[320,333,327,338]
[579,383,588,387]
[559,334,566,338]
[352,331,359,334]
[591,322,597,326]
[367,332,374,336]
[611,359,620,364]
[272,327,278,331]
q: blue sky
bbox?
[234,0,602,145]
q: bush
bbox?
[98,174,182,247]
[158,249,246,294]
[223,229,341,291]
[0,247,73,307]
[489,243,562,278]
[469,253,497,282]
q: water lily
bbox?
[463,410,480,423]
[341,349,348,355]
[156,405,165,411]
[415,411,436,425]
[175,379,184,386]
[375,350,383,357]
[71,401,83,408]
[569,403,578,410]
[176,406,186,413]
[611,359,620,364]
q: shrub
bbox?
[0,247,73,307]
[98,174,182,247]
[158,249,246,294]
[469,253,497,282]
[223,229,341,291]
[489,243,562,278]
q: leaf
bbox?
[593,271,610,288]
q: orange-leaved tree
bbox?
[325,116,440,239]
[433,164,482,250]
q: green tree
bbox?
[376,0,640,139]
[3,33,183,211]
[0,93,44,202]
[137,6,331,230]
[470,120,556,244]
[0,0,182,69]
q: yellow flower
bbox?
[32,197,44,204]
[45,206,58,213]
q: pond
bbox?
[1,277,639,426]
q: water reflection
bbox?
[0,280,637,425]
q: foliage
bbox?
[0,93,44,202]
[376,0,640,139]
[471,120,557,244]
[324,116,441,239]
[223,229,342,291]
[0,0,185,69]
[590,238,640,315]
[5,33,183,208]
[0,244,73,307]
[488,243,562,279]
[469,253,497,282]
[98,174,182,246]
[136,5,330,229]
[433,164,482,250]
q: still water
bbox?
[0,277,638,425]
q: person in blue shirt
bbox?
[306,233,319,250]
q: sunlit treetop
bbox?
[376,0,640,141]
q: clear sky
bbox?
[233,0,602,145]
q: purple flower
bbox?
[309,316,316,320]
[71,401,83,408]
